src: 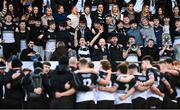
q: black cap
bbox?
[11,59,23,68]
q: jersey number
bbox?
[106,81,112,88]
[83,78,92,86]
[125,84,130,93]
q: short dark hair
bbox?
[153,16,160,20]
[27,40,34,44]
[142,55,153,64]
[33,61,43,69]
[88,62,94,68]
[48,20,55,26]
[129,20,137,25]
[106,14,112,18]
[148,39,155,43]
[128,35,136,39]
[128,64,138,70]
[117,63,128,74]
[43,62,51,66]
[165,59,173,64]
[79,58,88,65]
[127,2,134,7]
[116,20,124,25]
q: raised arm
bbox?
[74,27,79,47]
[89,26,103,46]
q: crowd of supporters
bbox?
[0,0,179,62]
[0,0,180,109]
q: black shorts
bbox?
[115,103,133,109]
[1,98,23,109]
[132,97,147,109]
[50,96,74,109]
[177,97,180,108]
[76,100,96,109]
[147,97,162,109]
[97,100,114,109]
[162,97,177,109]
[25,98,46,109]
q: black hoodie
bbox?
[50,64,73,97]
[3,69,25,101]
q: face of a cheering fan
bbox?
[129,37,135,44]
[147,40,154,48]
[175,20,180,28]
[19,22,26,29]
[97,4,104,13]
[123,16,130,24]
[84,7,91,15]
[174,6,179,15]
[46,8,52,16]
[130,23,137,29]
[117,21,124,29]
[43,64,51,74]
[33,6,39,14]
[49,23,56,30]
[163,17,170,24]
[112,5,119,13]
[141,18,149,26]
[28,41,34,49]
[158,8,163,15]
[106,16,113,24]
[153,19,160,26]
[111,36,118,44]
[79,38,86,46]
[5,15,12,22]
[98,38,106,47]
[127,4,134,12]
[144,5,150,13]
[8,4,14,12]
[35,20,41,27]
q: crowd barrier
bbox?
[22,61,101,71]
[22,61,160,71]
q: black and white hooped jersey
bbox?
[97,71,117,101]
[75,72,98,103]
[1,23,16,43]
[114,74,136,105]
[146,68,162,87]
[77,45,91,59]
[146,68,163,100]
[115,75,136,93]
[132,73,148,100]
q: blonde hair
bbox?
[111,4,120,15]
[141,4,150,19]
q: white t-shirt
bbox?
[67,14,79,28]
